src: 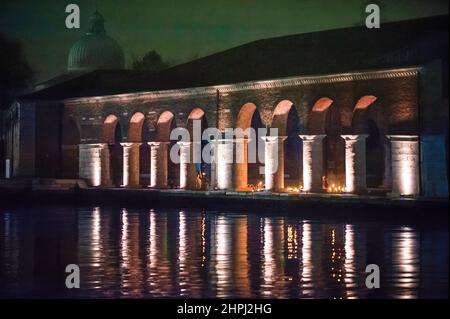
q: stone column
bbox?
[121,142,141,187]
[79,143,109,187]
[262,136,287,192]
[234,137,250,191]
[209,140,217,191]
[178,141,192,189]
[148,141,169,188]
[217,138,234,190]
[101,144,113,187]
[341,135,368,194]
[300,135,326,192]
[387,135,420,196]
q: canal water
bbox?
[0,206,448,298]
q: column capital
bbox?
[341,134,369,141]
[148,141,170,147]
[387,135,419,142]
[120,142,142,147]
[79,142,109,149]
[217,138,235,144]
[176,141,192,147]
[234,137,252,144]
[299,134,326,142]
[261,135,288,143]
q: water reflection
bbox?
[0,207,447,298]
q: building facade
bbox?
[2,14,448,197]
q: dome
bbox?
[67,11,125,72]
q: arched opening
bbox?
[308,97,344,188]
[61,117,80,178]
[270,100,301,191]
[128,112,150,186]
[352,96,387,189]
[235,103,263,190]
[156,111,177,188]
[101,115,122,186]
[187,108,208,190]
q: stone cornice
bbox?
[64,67,420,105]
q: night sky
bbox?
[1,0,448,82]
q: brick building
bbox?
[2,13,448,197]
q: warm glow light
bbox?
[301,221,313,296]
[344,224,357,299]
[392,226,420,298]
[262,218,275,297]
[388,136,420,196]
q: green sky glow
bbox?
[1,0,448,82]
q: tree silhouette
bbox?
[132,50,169,72]
[0,33,34,108]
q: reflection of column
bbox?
[215,216,232,298]
[391,226,420,299]
[235,138,249,191]
[262,218,275,296]
[234,217,250,297]
[344,224,357,299]
[148,142,169,188]
[217,139,234,190]
[262,136,287,191]
[387,135,420,196]
[300,135,326,192]
[121,142,141,187]
[301,222,313,296]
[178,141,191,190]
[79,143,110,186]
[341,135,368,194]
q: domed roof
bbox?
[67,11,125,72]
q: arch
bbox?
[186,107,209,190]
[270,100,301,190]
[236,102,257,129]
[352,95,378,133]
[128,112,145,142]
[157,111,175,142]
[101,114,120,143]
[235,103,263,190]
[271,100,294,136]
[351,95,388,188]
[308,97,333,134]
[61,117,80,178]
[100,114,123,186]
[157,111,178,188]
[187,107,208,138]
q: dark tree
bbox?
[0,33,34,108]
[132,50,169,72]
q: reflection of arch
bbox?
[351,96,388,188]
[308,97,333,134]
[62,117,80,178]
[235,103,262,190]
